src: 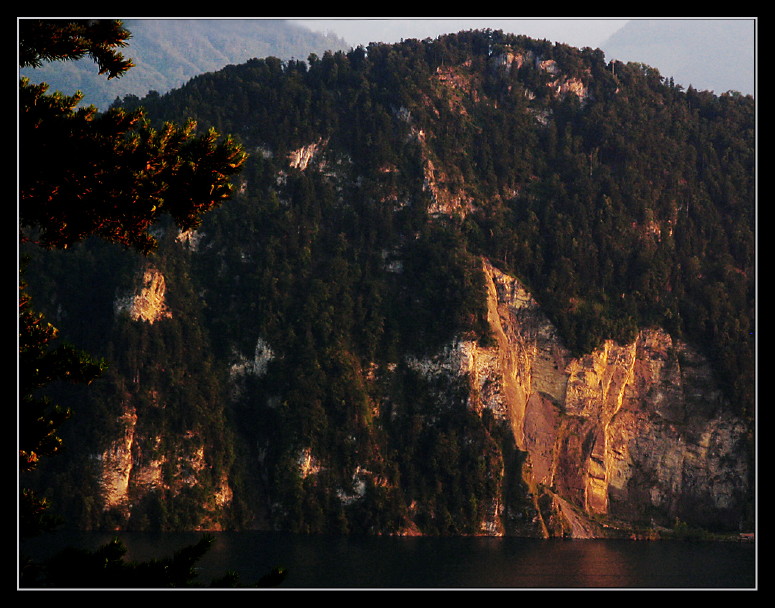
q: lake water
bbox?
[21,531,757,590]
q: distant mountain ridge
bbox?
[19,19,755,110]
[19,19,349,110]
[600,19,755,96]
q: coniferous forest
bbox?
[21,28,755,538]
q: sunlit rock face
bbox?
[95,395,232,531]
[412,258,750,537]
[113,266,172,324]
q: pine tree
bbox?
[20,20,246,254]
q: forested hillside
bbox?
[118,31,754,414]
[22,29,755,536]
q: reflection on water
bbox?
[21,531,756,589]
[583,541,640,587]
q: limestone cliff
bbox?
[113,265,172,324]
[412,259,750,537]
[93,262,235,531]
[95,393,233,531]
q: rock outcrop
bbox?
[412,259,750,537]
[95,393,231,530]
[113,265,172,324]
[98,264,234,530]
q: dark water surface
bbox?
[21,530,756,590]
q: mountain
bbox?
[600,19,755,96]
[22,30,755,538]
[19,19,349,110]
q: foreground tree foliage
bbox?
[18,19,256,587]
[20,24,246,254]
[20,534,287,588]
[19,275,106,538]
[21,535,214,588]
[20,80,245,253]
[19,19,134,78]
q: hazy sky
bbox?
[294,18,631,50]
